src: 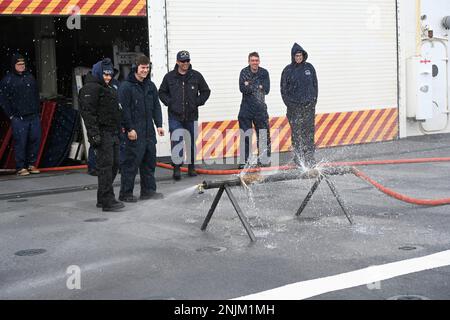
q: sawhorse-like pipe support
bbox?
[201,184,256,242]
[296,174,354,224]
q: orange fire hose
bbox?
[35,156,450,206]
[351,167,450,206]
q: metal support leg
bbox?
[224,185,256,242]
[201,186,225,231]
[296,175,323,217]
[324,177,354,225]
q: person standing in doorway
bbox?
[280,43,318,168]
[158,50,211,180]
[79,58,124,212]
[238,52,271,168]
[0,53,41,176]
[119,55,165,202]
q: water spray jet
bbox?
[198,166,354,242]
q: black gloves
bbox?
[90,134,102,147]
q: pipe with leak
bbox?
[197,166,353,193]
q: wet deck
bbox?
[1,133,450,300]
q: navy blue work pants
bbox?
[238,115,271,164]
[11,115,41,170]
[120,137,157,197]
[169,119,196,165]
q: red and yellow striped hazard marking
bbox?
[0,0,146,16]
[195,107,398,161]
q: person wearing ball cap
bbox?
[158,50,211,180]
[0,52,41,176]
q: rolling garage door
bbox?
[163,0,398,158]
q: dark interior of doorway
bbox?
[0,15,149,98]
[0,15,149,167]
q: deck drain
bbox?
[8,199,28,203]
[388,295,430,300]
[15,249,47,256]
[399,246,417,251]
[84,218,109,222]
[196,246,227,253]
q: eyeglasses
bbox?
[16,63,25,66]
[179,60,190,63]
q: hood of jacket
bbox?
[11,53,27,75]
[91,58,114,82]
[291,43,308,64]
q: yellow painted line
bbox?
[314,113,326,126]
[196,121,219,156]
[314,113,333,140]
[21,1,40,14]
[202,120,232,159]
[128,1,143,16]
[271,119,290,153]
[79,0,97,15]
[366,109,392,142]
[2,0,23,14]
[327,111,359,147]
[223,122,240,158]
[95,0,115,15]
[354,109,382,144]
[377,113,398,141]
[41,0,63,15]
[321,112,348,147]
[112,0,131,16]
[342,110,369,145]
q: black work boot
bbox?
[102,200,125,212]
[173,165,181,181]
[119,195,138,203]
[187,164,197,177]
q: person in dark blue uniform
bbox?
[158,50,210,180]
[238,52,271,168]
[281,43,318,168]
[0,53,41,176]
[119,55,165,202]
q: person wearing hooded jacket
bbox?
[280,43,318,168]
[119,55,165,202]
[0,53,41,176]
[158,50,211,180]
[79,58,124,212]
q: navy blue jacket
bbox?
[0,56,40,119]
[119,70,162,143]
[238,66,270,119]
[280,43,318,109]
[158,64,210,122]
